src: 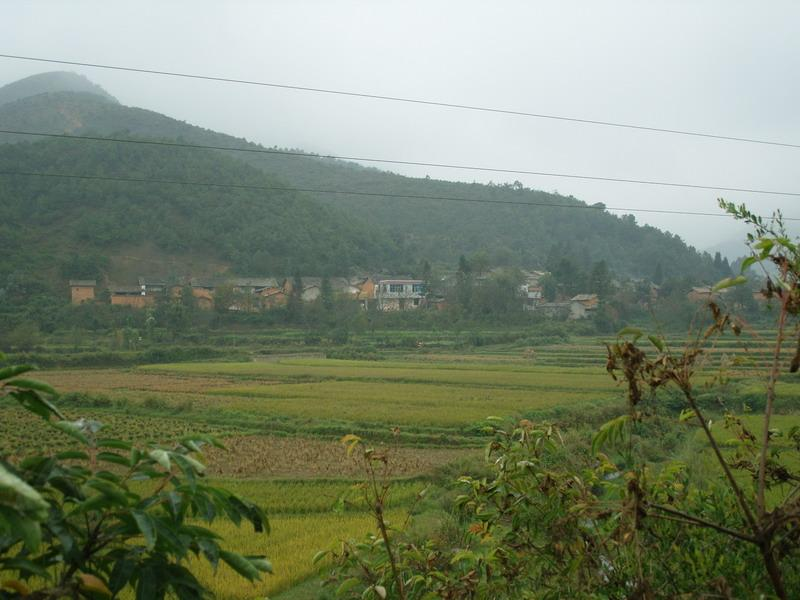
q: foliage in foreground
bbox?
[322,201,800,598]
[0,360,270,599]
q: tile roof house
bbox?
[569,294,599,319]
[687,286,728,303]
[110,285,153,308]
[69,280,96,305]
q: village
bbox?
[67,271,608,319]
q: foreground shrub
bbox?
[0,359,270,599]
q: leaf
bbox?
[740,256,758,273]
[78,573,112,598]
[336,577,361,597]
[219,550,262,582]
[12,389,65,421]
[13,516,42,552]
[247,556,272,574]
[132,510,157,550]
[713,275,747,292]
[340,434,361,457]
[311,550,329,565]
[592,415,630,455]
[96,438,133,450]
[108,557,137,594]
[135,567,158,600]
[0,463,49,519]
[450,550,477,564]
[97,452,131,467]
[0,557,48,578]
[56,450,90,461]
[647,335,665,352]
[0,364,34,381]
[616,327,643,341]
[51,420,89,445]
[148,449,171,471]
[6,378,56,396]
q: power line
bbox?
[0,169,796,221]
[1,129,797,198]
[1,53,797,150]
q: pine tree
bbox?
[321,276,334,311]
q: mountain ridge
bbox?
[0,72,724,284]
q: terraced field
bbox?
[11,330,795,597]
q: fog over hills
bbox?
[0,70,118,107]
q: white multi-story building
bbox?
[375,279,426,311]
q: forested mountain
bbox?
[0,139,399,281]
[0,72,722,283]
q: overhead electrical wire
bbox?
[0,53,797,150]
[0,169,796,221]
[0,129,796,198]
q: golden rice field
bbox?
[190,509,406,598]
[29,358,622,430]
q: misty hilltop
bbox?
[0,72,724,283]
[0,71,118,107]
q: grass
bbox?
[682,413,800,508]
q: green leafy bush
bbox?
[0,359,271,599]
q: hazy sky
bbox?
[2,1,799,254]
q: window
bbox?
[412,284,424,294]
[389,284,404,293]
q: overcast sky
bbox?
[2,1,799,254]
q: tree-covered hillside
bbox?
[0,72,722,282]
[0,138,400,283]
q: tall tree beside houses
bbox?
[287,272,304,322]
[320,276,334,311]
[587,260,612,299]
[455,254,473,311]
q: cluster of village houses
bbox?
[68,271,603,319]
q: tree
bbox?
[469,249,490,278]
[325,201,800,598]
[320,276,334,312]
[587,260,612,298]
[540,273,557,301]
[420,260,432,292]
[287,272,304,323]
[652,261,664,285]
[455,255,473,312]
[0,360,272,599]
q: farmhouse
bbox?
[536,301,571,319]
[190,278,216,310]
[110,286,153,308]
[569,294,599,319]
[375,278,426,311]
[687,286,728,303]
[522,284,543,311]
[69,280,96,305]
[137,277,167,295]
[231,278,279,295]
